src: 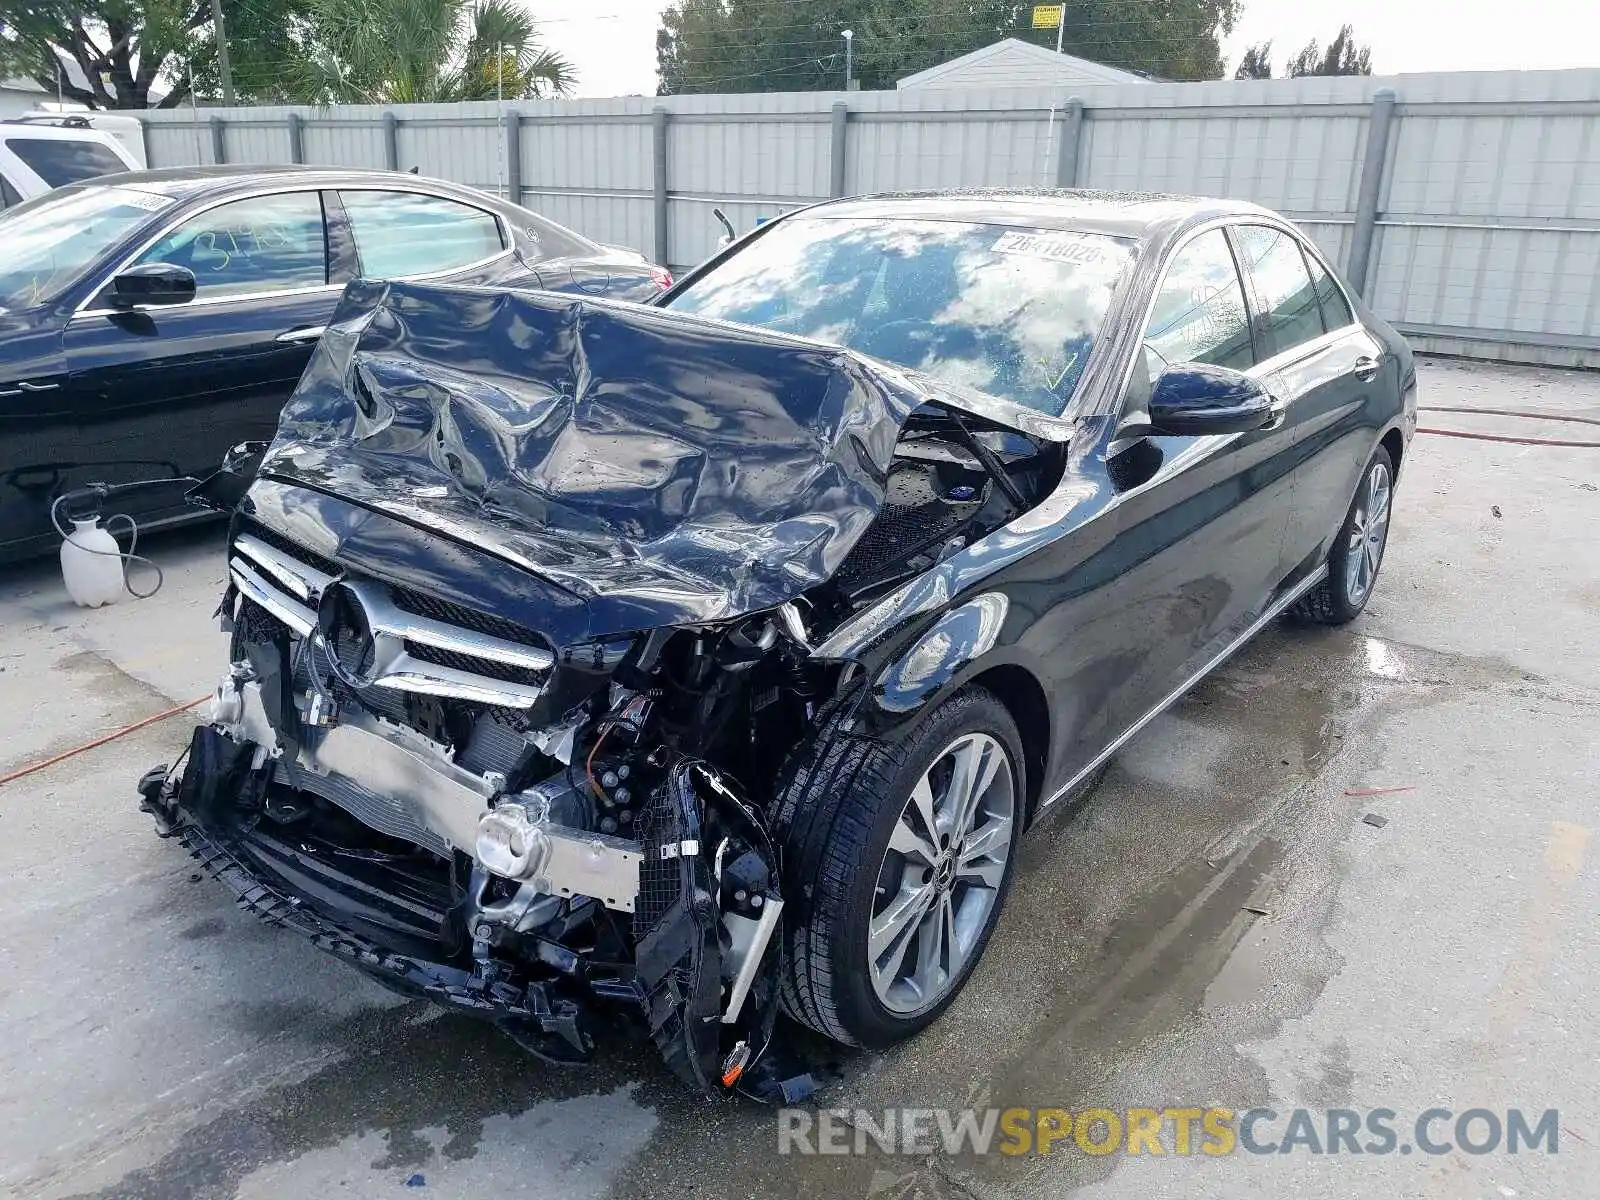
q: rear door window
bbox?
[1303,248,1355,331]
[1143,229,1255,379]
[0,173,20,209]
[131,191,329,299]
[1232,225,1326,360]
[338,190,505,279]
[4,136,128,187]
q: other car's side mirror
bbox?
[110,263,196,308]
[1147,362,1275,437]
[713,206,736,250]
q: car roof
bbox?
[72,164,484,202]
[799,188,1276,241]
[0,122,129,148]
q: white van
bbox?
[0,119,142,209]
[9,111,147,166]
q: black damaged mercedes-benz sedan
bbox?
[140,190,1415,1096]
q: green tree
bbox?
[1234,41,1272,79]
[285,0,573,103]
[3,0,206,107]
[1286,25,1372,77]
[0,0,320,108]
[657,0,1243,95]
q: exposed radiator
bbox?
[275,756,451,859]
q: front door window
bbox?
[130,191,329,300]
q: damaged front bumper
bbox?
[139,720,811,1102]
[138,731,606,1060]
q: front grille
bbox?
[391,588,549,650]
[227,531,552,711]
[402,639,546,687]
[237,593,292,645]
[240,521,341,578]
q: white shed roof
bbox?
[896,38,1151,90]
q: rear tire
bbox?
[772,688,1025,1047]
[1291,446,1395,626]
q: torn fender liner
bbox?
[634,762,723,1091]
[261,281,923,633]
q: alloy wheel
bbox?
[867,732,1016,1015]
[1344,459,1392,605]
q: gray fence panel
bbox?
[235,122,292,164]
[145,121,218,167]
[300,122,386,170]
[401,124,504,195]
[135,70,1600,366]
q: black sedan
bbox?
[142,190,1415,1094]
[0,165,671,561]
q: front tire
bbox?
[1292,446,1395,626]
[772,688,1025,1047]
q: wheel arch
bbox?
[1380,425,1405,478]
[966,662,1051,823]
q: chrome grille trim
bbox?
[343,581,553,673]
[233,534,338,603]
[370,652,545,707]
[230,560,316,637]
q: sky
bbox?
[526,0,1599,98]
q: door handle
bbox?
[1353,355,1380,382]
[0,379,61,397]
[275,325,327,344]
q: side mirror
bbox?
[111,263,196,308]
[1147,362,1274,437]
[712,206,736,251]
[185,440,267,513]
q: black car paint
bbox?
[0,167,667,560]
[222,192,1412,826]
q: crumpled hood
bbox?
[258,280,929,633]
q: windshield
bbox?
[666,216,1135,414]
[0,185,174,312]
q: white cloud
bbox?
[1226,0,1600,76]
[524,0,673,98]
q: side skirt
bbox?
[1038,563,1331,814]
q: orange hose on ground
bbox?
[0,695,207,789]
[1419,406,1600,427]
[1415,406,1600,448]
[1417,427,1600,447]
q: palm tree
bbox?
[288,0,575,104]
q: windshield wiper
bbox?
[935,408,1029,511]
